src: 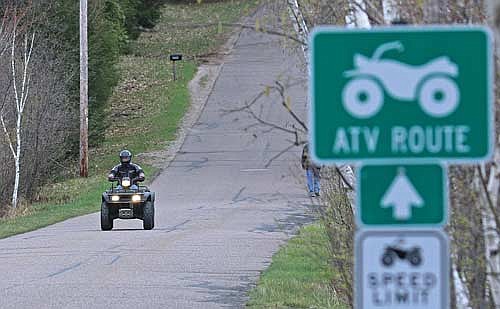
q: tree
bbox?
[0,5,35,209]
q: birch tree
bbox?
[480,0,500,306]
[0,10,35,209]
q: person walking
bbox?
[301,144,321,197]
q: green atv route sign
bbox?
[358,164,447,226]
[309,26,492,163]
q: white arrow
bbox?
[381,168,424,220]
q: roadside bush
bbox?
[319,167,355,307]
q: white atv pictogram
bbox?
[342,41,460,119]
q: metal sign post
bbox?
[170,54,183,81]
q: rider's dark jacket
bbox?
[108,163,145,184]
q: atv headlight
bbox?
[132,194,141,203]
[111,195,120,202]
[122,179,131,188]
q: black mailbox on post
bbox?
[169,54,183,81]
[170,54,183,61]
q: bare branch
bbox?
[19,32,35,113]
[11,19,19,113]
[335,166,354,190]
[222,90,266,114]
[244,102,298,135]
[0,115,16,159]
[171,22,306,46]
[264,144,297,168]
[223,86,304,136]
[477,165,500,238]
[274,81,308,132]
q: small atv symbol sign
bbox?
[342,41,460,119]
[381,242,423,267]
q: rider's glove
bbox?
[137,172,145,182]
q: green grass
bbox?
[0,0,260,239]
[0,177,106,238]
[247,224,347,309]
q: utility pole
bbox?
[80,0,88,177]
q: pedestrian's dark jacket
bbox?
[301,145,321,175]
[108,163,145,184]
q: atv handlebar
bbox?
[108,176,144,183]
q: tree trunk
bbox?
[423,0,447,23]
[482,155,500,307]
[364,0,384,25]
[11,112,21,209]
[453,260,472,309]
[8,20,35,210]
[350,0,371,27]
[286,0,309,60]
[484,0,500,306]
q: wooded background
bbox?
[0,0,165,211]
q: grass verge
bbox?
[247,223,346,309]
[0,0,260,239]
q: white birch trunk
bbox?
[7,21,35,209]
[10,22,20,209]
[286,0,309,61]
[11,112,21,208]
[480,145,500,306]
[350,0,371,28]
[382,0,398,23]
[452,261,472,309]
[484,0,500,305]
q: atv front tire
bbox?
[101,201,113,231]
[143,201,154,230]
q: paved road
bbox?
[0,4,310,308]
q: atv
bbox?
[101,176,155,230]
[381,244,422,267]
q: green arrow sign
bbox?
[309,26,492,163]
[358,164,447,226]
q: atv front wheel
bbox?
[143,201,154,230]
[101,201,113,231]
[419,76,459,118]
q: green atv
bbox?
[101,176,155,230]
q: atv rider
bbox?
[108,150,145,190]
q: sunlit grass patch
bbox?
[247,224,347,309]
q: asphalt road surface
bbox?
[0,5,311,309]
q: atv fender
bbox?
[102,192,111,203]
[146,192,155,202]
